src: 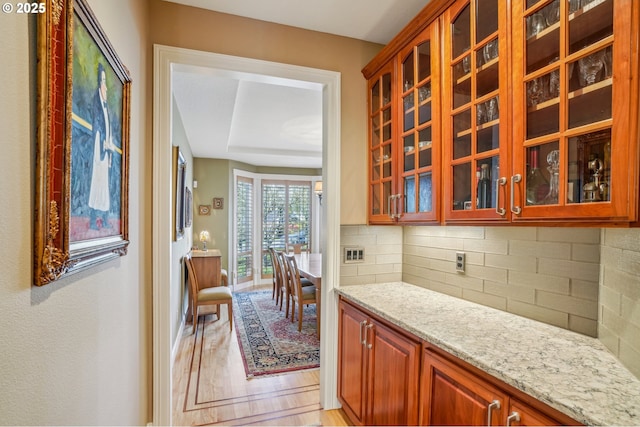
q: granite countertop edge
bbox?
[335,282,640,427]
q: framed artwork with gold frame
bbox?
[34,0,131,286]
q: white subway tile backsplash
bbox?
[620,341,640,379]
[462,289,507,311]
[568,315,598,337]
[508,271,571,295]
[507,299,569,329]
[536,291,598,319]
[509,240,571,259]
[485,253,537,272]
[484,280,536,304]
[537,227,600,244]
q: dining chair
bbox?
[284,253,317,332]
[267,247,280,302]
[185,254,233,334]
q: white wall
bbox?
[0,1,151,424]
[171,97,194,348]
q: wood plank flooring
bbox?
[172,284,351,426]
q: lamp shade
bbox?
[199,230,210,242]
[314,181,323,195]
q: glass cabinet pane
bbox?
[476,0,498,42]
[567,129,611,204]
[452,5,471,58]
[568,46,612,129]
[418,83,432,124]
[403,51,415,90]
[525,142,559,206]
[405,176,416,213]
[419,172,433,212]
[404,134,415,173]
[476,156,499,209]
[453,109,471,159]
[371,115,380,147]
[453,163,472,210]
[382,74,391,105]
[417,42,431,81]
[371,80,379,114]
[404,92,415,132]
[568,0,613,55]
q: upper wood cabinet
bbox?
[368,21,441,224]
[442,0,511,223]
[397,22,442,223]
[368,61,396,224]
[510,0,638,222]
[363,0,640,225]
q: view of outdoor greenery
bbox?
[236,177,253,282]
[261,182,311,276]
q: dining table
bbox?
[293,252,322,338]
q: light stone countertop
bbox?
[336,282,640,426]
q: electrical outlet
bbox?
[455,252,465,272]
[344,247,365,263]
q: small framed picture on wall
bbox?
[213,197,224,210]
[199,205,211,215]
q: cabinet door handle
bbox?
[366,323,374,349]
[487,400,501,426]
[394,194,402,219]
[506,411,521,426]
[510,174,522,215]
[495,177,507,216]
[359,320,367,345]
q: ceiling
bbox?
[167,0,430,168]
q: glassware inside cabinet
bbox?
[568,46,612,129]
[525,142,560,206]
[476,156,499,209]
[568,0,613,55]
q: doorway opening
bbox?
[152,45,341,425]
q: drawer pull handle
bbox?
[506,411,520,426]
[487,400,501,426]
[366,324,374,349]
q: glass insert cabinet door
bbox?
[398,22,441,222]
[443,0,509,221]
[369,62,396,223]
[511,0,636,220]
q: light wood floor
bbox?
[172,283,351,426]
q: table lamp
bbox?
[199,230,210,251]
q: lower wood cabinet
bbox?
[421,349,507,425]
[337,297,582,426]
[337,297,421,426]
[420,348,580,426]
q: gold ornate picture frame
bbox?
[34,0,131,286]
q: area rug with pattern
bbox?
[233,290,320,378]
